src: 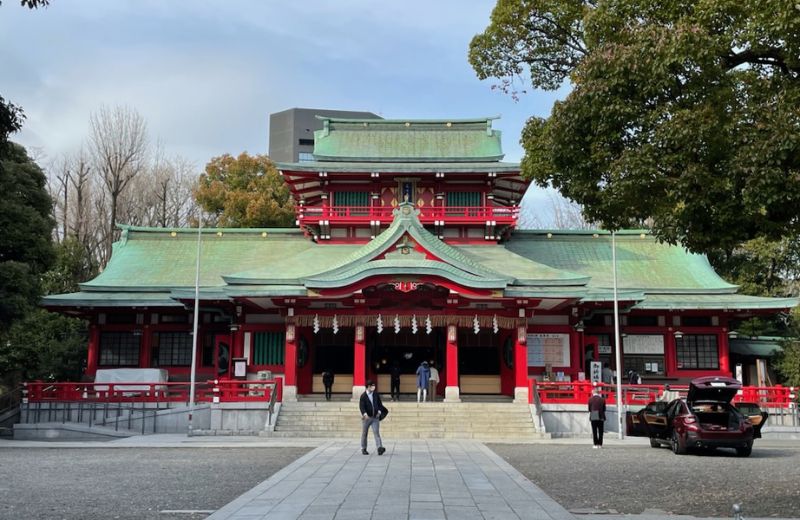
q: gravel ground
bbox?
[0,447,310,520]
[488,443,800,518]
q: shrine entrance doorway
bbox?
[458,329,502,395]
[370,328,444,397]
[311,329,354,396]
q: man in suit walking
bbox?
[359,380,388,455]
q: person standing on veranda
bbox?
[416,361,430,403]
[428,361,440,402]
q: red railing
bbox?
[530,380,796,408]
[22,378,283,404]
[298,205,519,224]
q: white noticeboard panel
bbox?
[590,361,602,383]
[623,334,665,354]
[527,333,570,367]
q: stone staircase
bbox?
[267,397,548,441]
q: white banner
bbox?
[527,333,570,367]
[623,334,665,354]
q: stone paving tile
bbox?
[207,440,579,520]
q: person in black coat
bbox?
[322,369,334,400]
[359,380,388,455]
[588,386,607,448]
[389,362,401,401]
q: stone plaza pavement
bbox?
[3,434,798,520]
[208,439,573,520]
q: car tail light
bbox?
[683,416,697,424]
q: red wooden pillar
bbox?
[719,331,730,374]
[514,323,529,402]
[353,324,366,399]
[139,326,152,368]
[444,324,460,402]
[86,324,99,376]
[284,323,297,400]
[665,328,678,376]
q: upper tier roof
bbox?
[308,117,505,163]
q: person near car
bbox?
[428,361,439,402]
[588,386,607,448]
[359,380,388,455]
[601,363,614,385]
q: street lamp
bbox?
[188,213,202,436]
[612,231,624,440]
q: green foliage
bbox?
[709,237,800,297]
[472,0,800,253]
[0,240,94,385]
[0,309,86,383]
[0,142,54,331]
[773,340,800,389]
[195,152,295,228]
[0,96,24,146]
[41,237,99,295]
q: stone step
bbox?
[273,402,541,440]
[275,421,536,429]
[264,430,547,440]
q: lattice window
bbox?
[446,192,482,207]
[676,334,719,369]
[253,332,285,365]
[333,191,370,207]
[152,331,193,366]
[99,332,140,366]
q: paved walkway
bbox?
[3,434,798,520]
[208,439,575,520]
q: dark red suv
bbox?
[628,376,760,457]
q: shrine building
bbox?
[42,116,797,402]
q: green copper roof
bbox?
[310,117,505,163]
[82,226,308,291]
[632,294,798,310]
[276,161,520,173]
[506,230,738,294]
[226,245,357,285]
[457,245,589,286]
[42,291,182,308]
[729,338,783,357]
[42,219,798,314]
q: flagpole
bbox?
[612,230,624,439]
[188,213,202,436]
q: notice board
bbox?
[527,333,570,367]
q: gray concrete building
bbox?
[268,107,382,163]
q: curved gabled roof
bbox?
[506,230,738,294]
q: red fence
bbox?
[530,380,796,408]
[22,378,283,404]
[298,205,519,224]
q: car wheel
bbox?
[671,431,686,455]
[650,438,660,448]
[736,444,752,457]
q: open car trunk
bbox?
[691,402,741,431]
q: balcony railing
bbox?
[22,378,283,404]
[530,380,797,408]
[298,205,519,225]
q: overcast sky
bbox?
[1,1,567,214]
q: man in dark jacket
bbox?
[359,380,388,455]
[588,386,607,448]
[390,362,401,401]
[322,369,334,400]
